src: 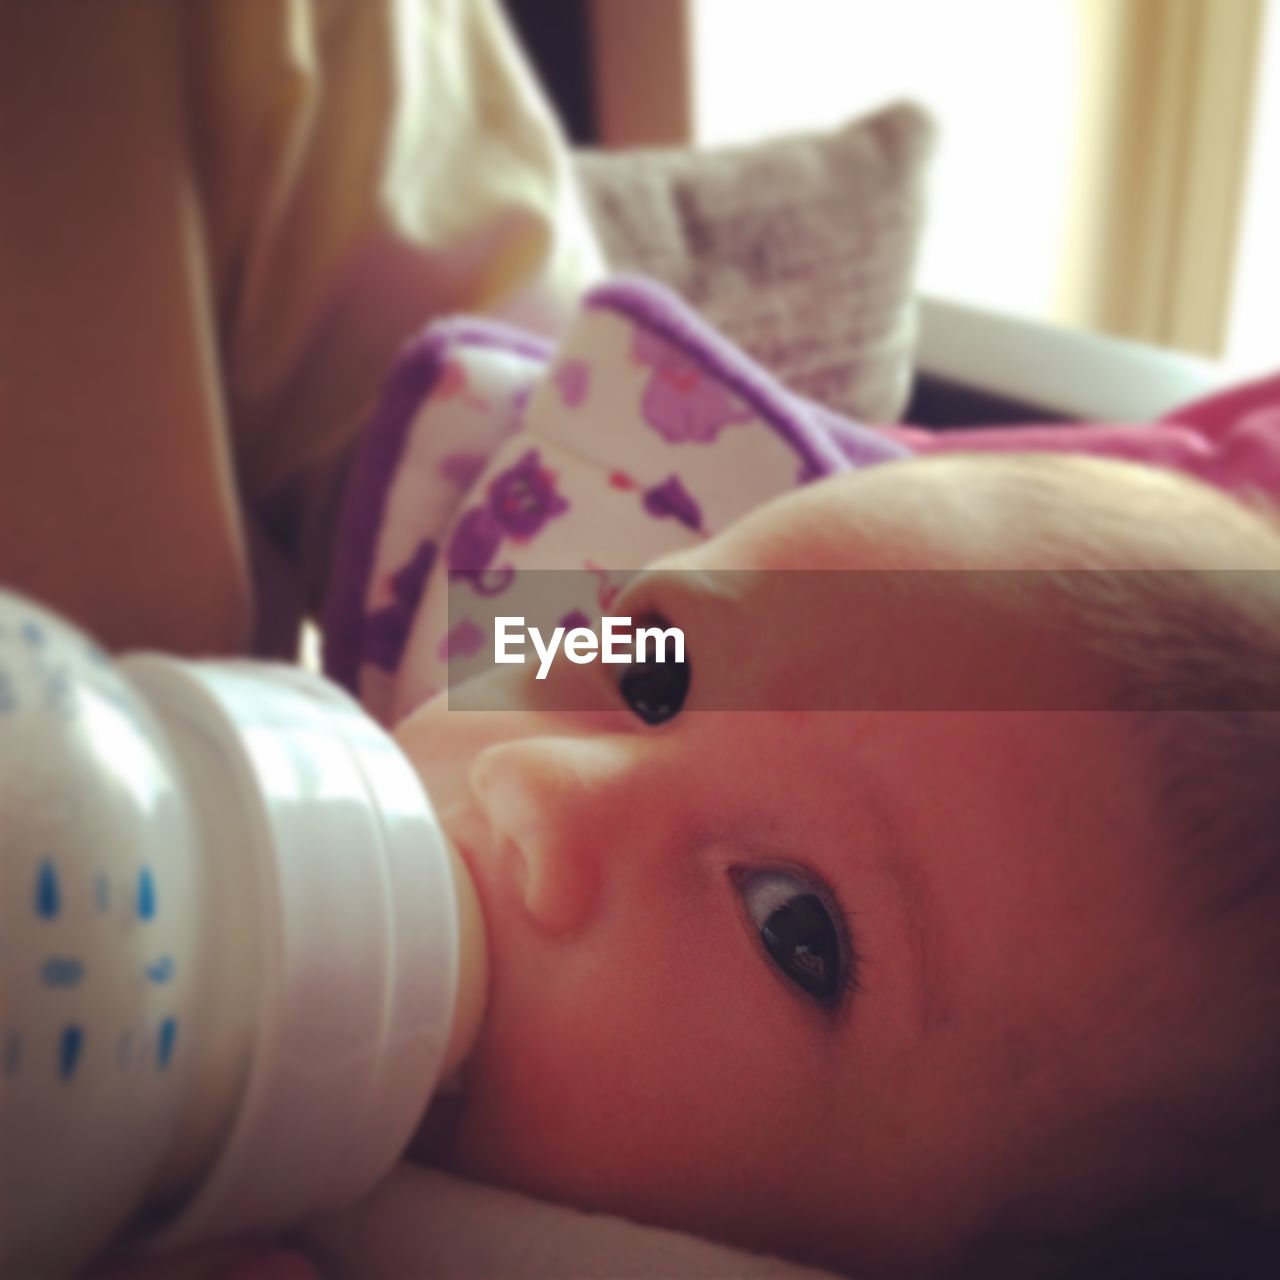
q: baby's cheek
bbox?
[486,924,788,1176]
[447,946,656,1167]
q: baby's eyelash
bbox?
[825,888,865,1002]
[780,865,864,1002]
[611,611,690,726]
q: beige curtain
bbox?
[590,0,1266,356]
[1065,0,1265,355]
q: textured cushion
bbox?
[574,102,934,423]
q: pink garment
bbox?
[884,370,1280,503]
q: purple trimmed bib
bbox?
[323,277,906,724]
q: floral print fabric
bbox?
[323,277,906,725]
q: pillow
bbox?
[302,1163,842,1280]
[574,102,934,425]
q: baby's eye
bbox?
[731,867,853,1008]
[616,619,689,725]
[618,656,689,724]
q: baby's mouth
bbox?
[444,827,492,905]
[436,802,490,885]
[440,802,528,914]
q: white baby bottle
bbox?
[0,589,486,1277]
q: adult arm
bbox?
[0,0,601,656]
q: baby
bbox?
[303,277,1280,1278]
[393,451,1280,1280]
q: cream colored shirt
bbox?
[0,0,602,655]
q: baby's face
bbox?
[396,460,1231,1277]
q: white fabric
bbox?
[301,1164,845,1280]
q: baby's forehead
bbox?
[658,452,1280,712]
[711,451,1280,575]
[699,459,1018,573]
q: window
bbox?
[594,0,1274,369]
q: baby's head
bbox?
[398,454,1280,1279]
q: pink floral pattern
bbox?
[447,449,569,574]
[642,474,702,530]
[632,327,753,443]
[438,618,487,662]
[554,360,590,407]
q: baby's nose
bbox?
[469,736,631,938]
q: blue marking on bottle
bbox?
[144,955,175,984]
[4,1033,20,1077]
[157,1017,178,1070]
[59,1026,83,1080]
[45,668,74,717]
[20,619,46,648]
[41,956,85,987]
[137,866,156,920]
[96,873,110,912]
[36,860,59,919]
